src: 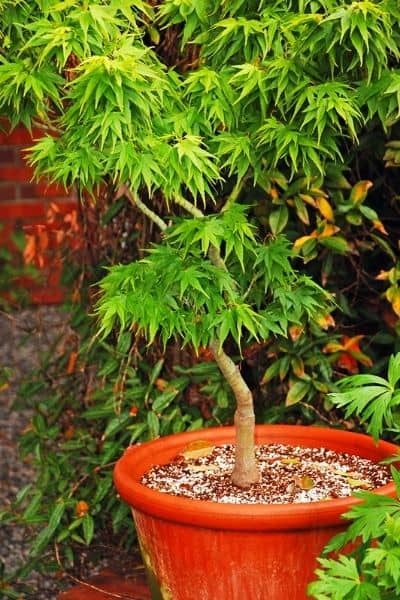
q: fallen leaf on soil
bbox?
[280,457,300,465]
[346,478,373,489]
[180,440,214,460]
[294,476,315,490]
[188,464,219,473]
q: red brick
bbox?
[0,202,47,219]
[0,165,33,182]
[0,184,17,200]
[47,265,63,287]
[30,287,65,304]
[20,181,68,198]
[57,571,151,600]
[19,183,37,198]
[0,222,13,239]
[0,124,44,145]
[0,147,16,163]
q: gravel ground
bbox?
[0,307,144,600]
[0,306,72,599]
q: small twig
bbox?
[67,462,116,499]
[115,342,136,415]
[54,543,148,600]
[299,401,335,426]
[242,272,261,301]
[221,177,246,212]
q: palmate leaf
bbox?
[325,481,400,553]
[328,353,400,439]
[253,237,293,289]
[256,117,340,177]
[160,134,221,202]
[308,555,380,600]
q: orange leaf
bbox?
[180,440,214,460]
[317,224,340,239]
[316,197,334,222]
[336,353,359,374]
[63,425,74,440]
[289,325,304,341]
[66,350,78,374]
[23,234,36,264]
[198,346,214,361]
[155,378,168,391]
[342,335,364,352]
[270,187,279,200]
[75,500,89,518]
[372,219,388,235]
[376,270,390,281]
[316,313,336,330]
[294,476,315,490]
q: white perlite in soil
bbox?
[141,442,392,504]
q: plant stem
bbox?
[221,177,247,212]
[131,186,259,488]
[174,194,204,218]
[120,184,168,232]
[174,189,259,488]
[209,341,259,488]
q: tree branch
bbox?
[174,194,204,218]
[118,184,168,232]
[222,177,246,212]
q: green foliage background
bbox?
[0,0,400,596]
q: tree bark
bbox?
[209,340,260,488]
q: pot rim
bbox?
[114,424,399,531]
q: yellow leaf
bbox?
[386,287,400,317]
[349,180,373,205]
[294,476,315,490]
[188,464,219,472]
[180,440,214,460]
[316,197,334,222]
[293,234,316,249]
[298,193,317,207]
[323,342,345,353]
[347,478,373,489]
[317,224,340,238]
[281,457,300,465]
[310,187,329,198]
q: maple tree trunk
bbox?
[209,340,260,488]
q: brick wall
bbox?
[0,125,78,304]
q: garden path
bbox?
[0,307,149,599]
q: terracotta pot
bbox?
[114,425,398,600]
